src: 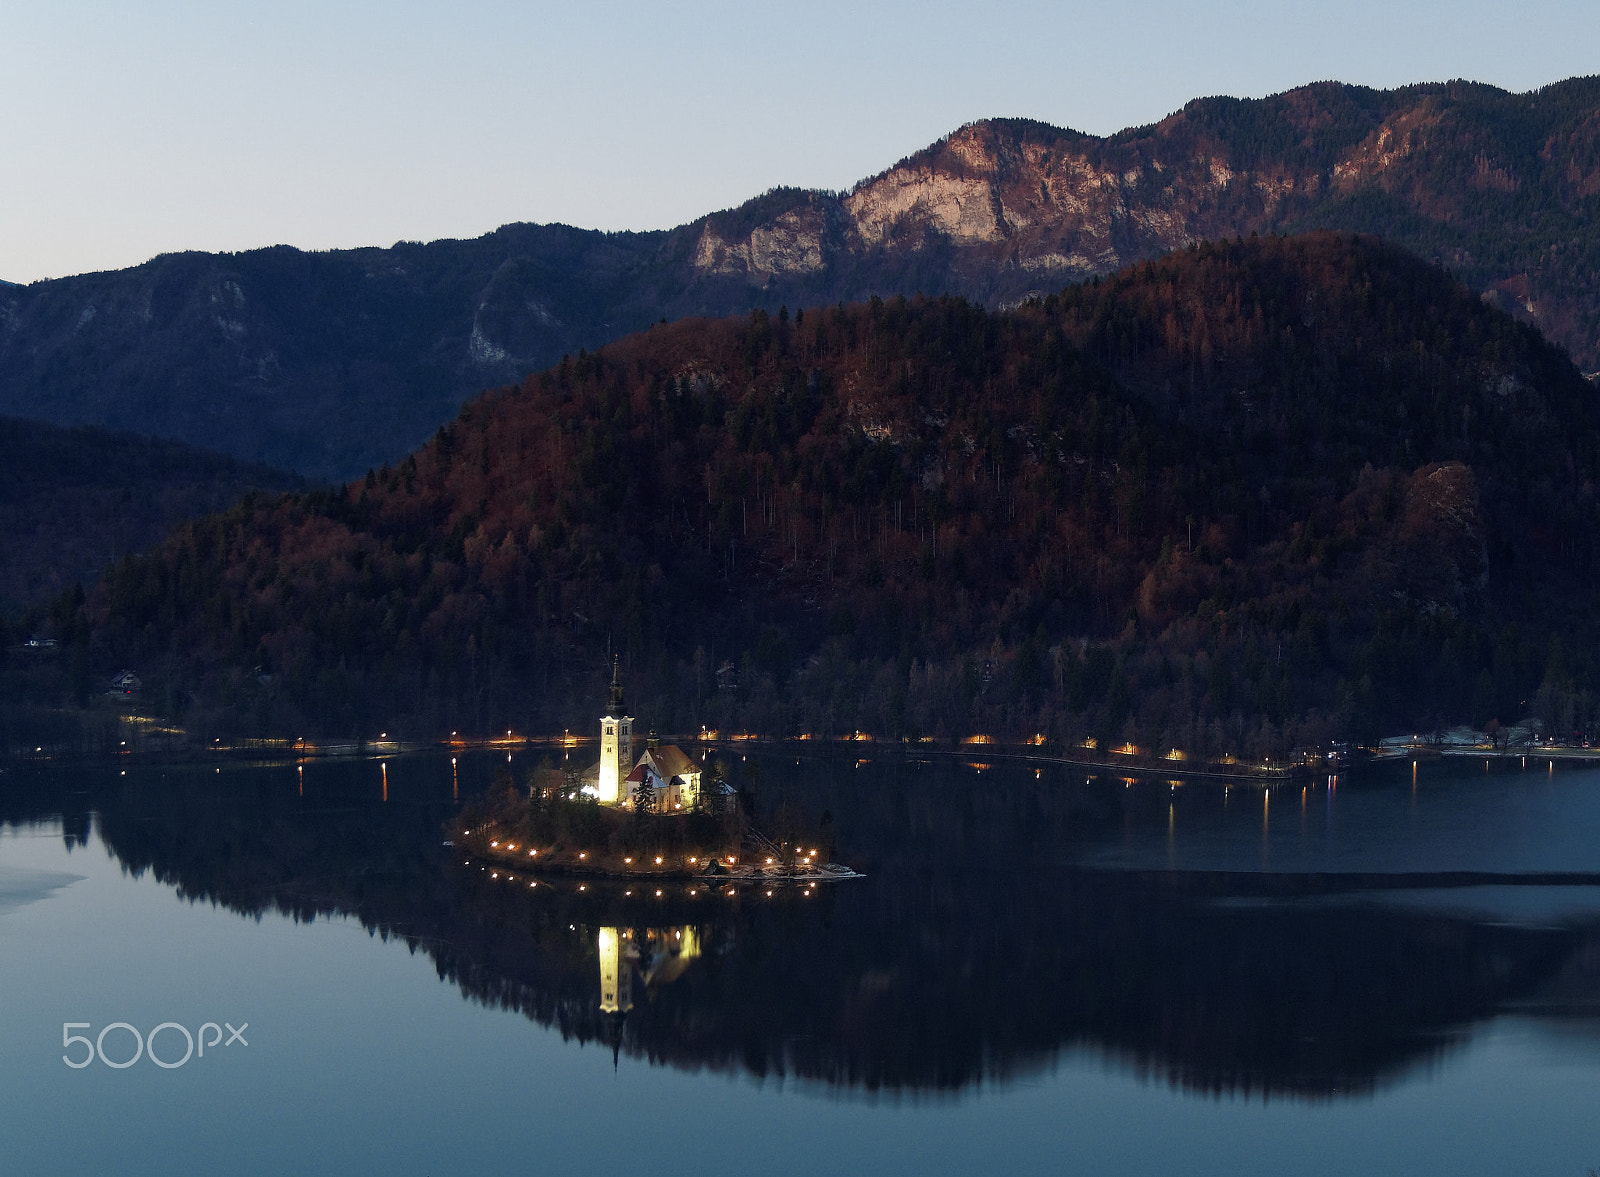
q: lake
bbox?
[2,749,1598,1176]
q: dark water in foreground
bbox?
[2,749,1599,1176]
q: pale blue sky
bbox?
[2,0,1596,283]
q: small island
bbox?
[450,663,857,883]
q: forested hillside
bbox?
[45,233,1600,754]
[3,79,1599,480]
[0,417,300,612]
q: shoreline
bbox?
[10,731,1600,783]
[452,830,862,884]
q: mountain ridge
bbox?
[4,77,1600,479]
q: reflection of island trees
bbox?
[4,757,1597,1099]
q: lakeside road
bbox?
[25,728,1600,784]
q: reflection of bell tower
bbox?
[598,926,634,1069]
[598,926,634,1015]
[597,659,633,806]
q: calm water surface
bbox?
[2,750,1599,1176]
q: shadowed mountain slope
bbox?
[0,416,300,613]
[47,233,1600,752]
[4,79,1600,479]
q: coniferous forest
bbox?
[18,233,1600,757]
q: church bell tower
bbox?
[597,658,633,805]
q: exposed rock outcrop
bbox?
[6,78,1600,480]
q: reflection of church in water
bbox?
[598,925,702,1064]
[579,662,705,813]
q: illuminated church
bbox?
[580,662,703,813]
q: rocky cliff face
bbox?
[694,80,1600,332]
[4,78,1599,479]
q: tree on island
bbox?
[632,775,655,814]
